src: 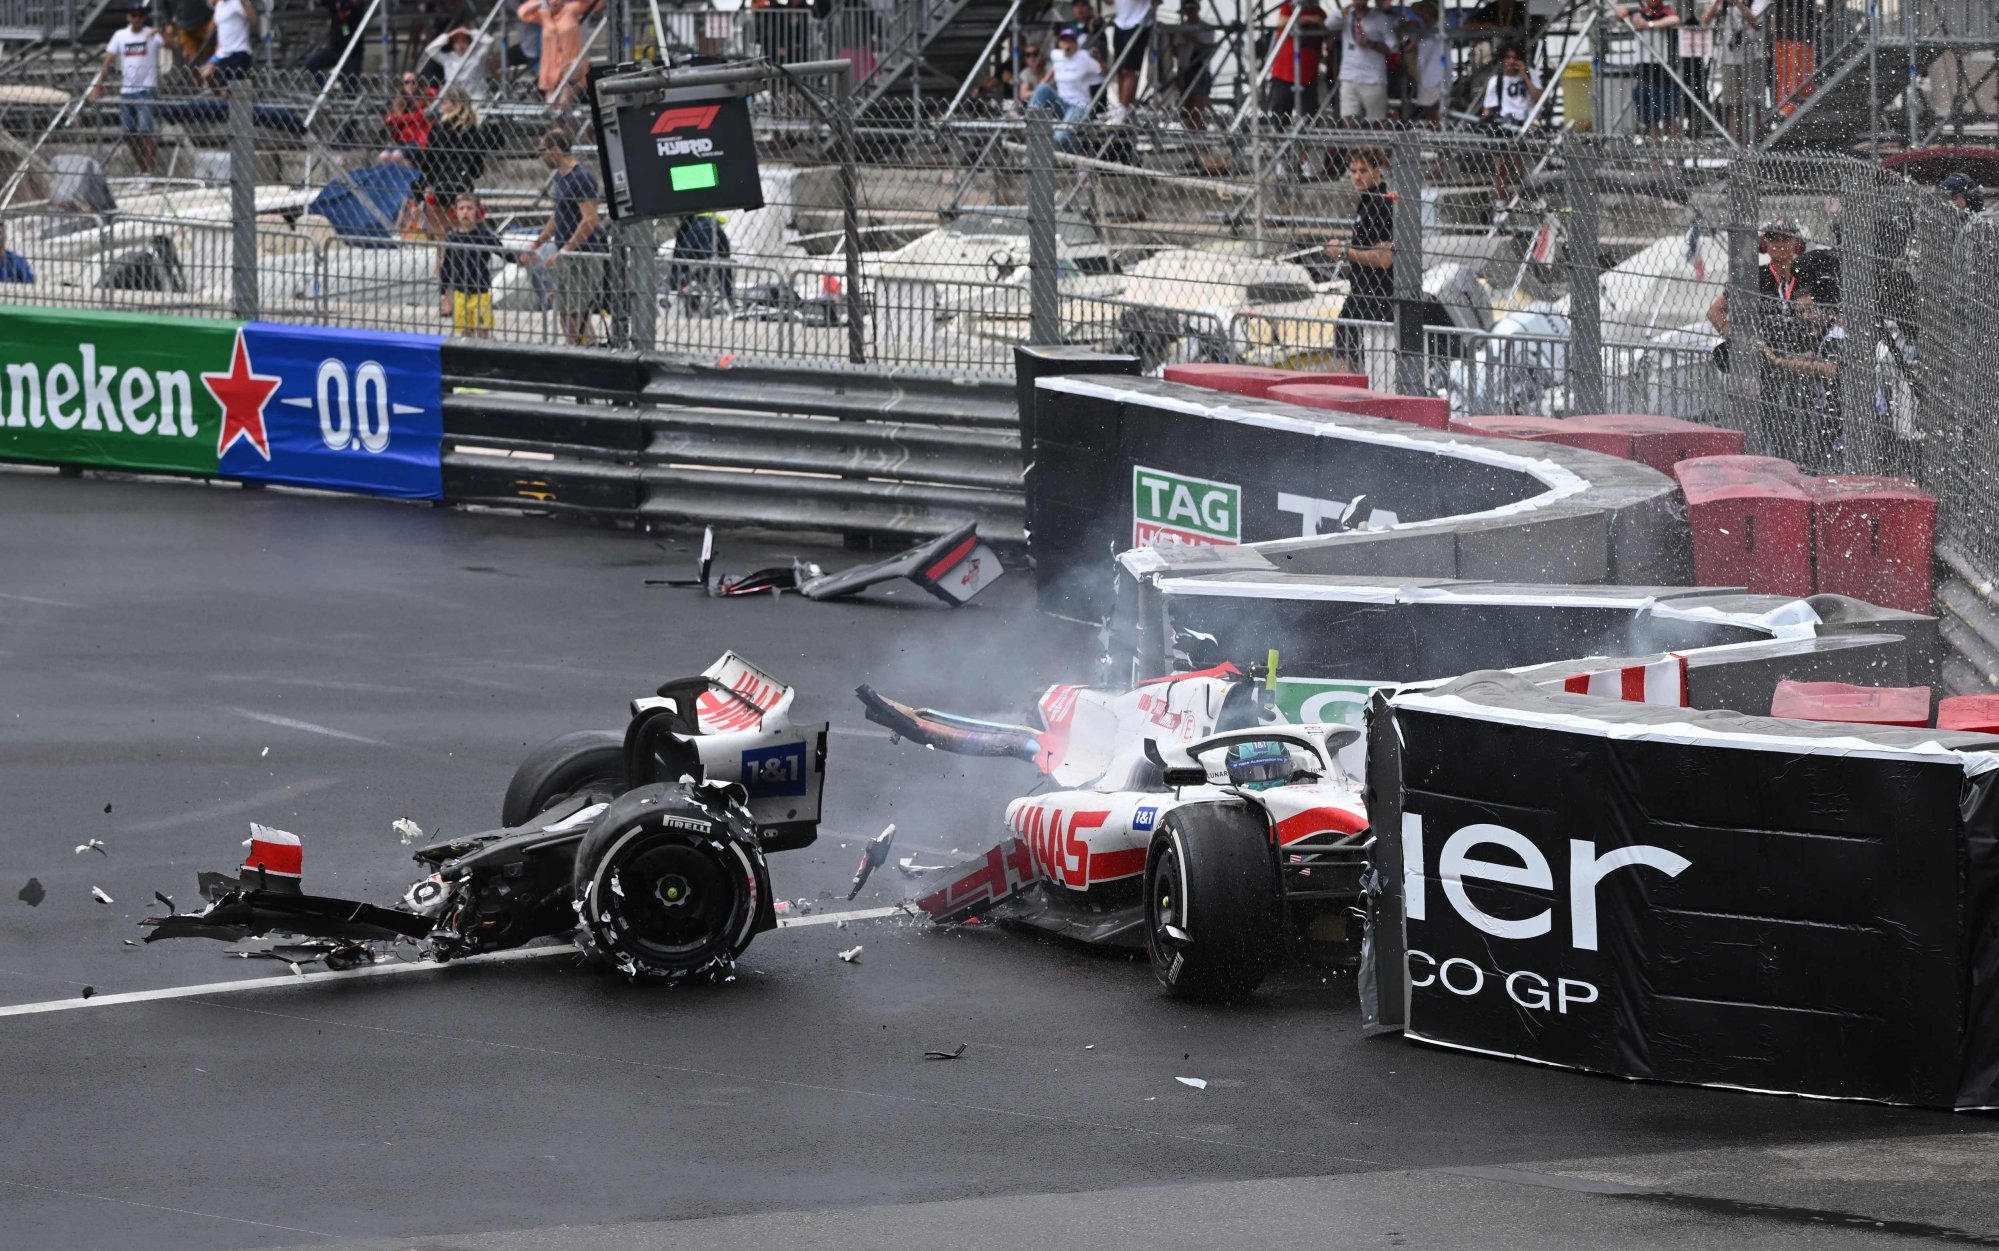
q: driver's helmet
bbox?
[1225,740,1291,791]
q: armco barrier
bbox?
[0,304,443,498]
[442,343,1025,541]
[1367,671,1999,1108]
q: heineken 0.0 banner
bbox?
[0,306,442,499]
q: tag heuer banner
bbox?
[0,306,442,499]
[1371,670,1999,1109]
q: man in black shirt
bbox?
[1323,146,1395,373]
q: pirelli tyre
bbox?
[502,730,626,827]
[570,785,766,981]
[1144,803,1283,1002]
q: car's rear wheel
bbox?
[1144,804,1282,1002]
[570,785,762,980]
[502,730,626,827]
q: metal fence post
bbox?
[1026,112,1059,347]
[1563,144,1603,414]
[1724,155,1762,448]
[1836,173,1882,473]
[626,219,658,354]
[230,83,258,322]
[835,63,865,364]
[1391,134,1424,396]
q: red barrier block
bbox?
[1447,415,1635,458]
[1674,455,1812,596]
[1266,383,1451,430]
[1161,364,1368,397]
[1449,415,1567,439]
[1567,414,1745,476]
[1938,695,1999,735]
[1770,680,1932,728]
[1804,476,1939,614]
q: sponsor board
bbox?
[0,306,443,498]
[1132,464,1240,548]
[1274,677,1391,730]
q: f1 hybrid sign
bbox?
[591,77,762,222]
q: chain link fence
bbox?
[2,54,1996,583]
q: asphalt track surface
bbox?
[3,469,1997,1251]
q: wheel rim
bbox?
[1149,840,1185,961]
[605,836,741,966]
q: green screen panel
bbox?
[670,162,721,192]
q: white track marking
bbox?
[0,907,908,1020]
[0,591,83,608]
[122,777,341,832]
[227,708,391,747]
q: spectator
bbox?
[162,0,212,73]
[1069,0,1108,59]
[1617,0,1681,138]
[1166,0,1220,127]
[416,87,495,235]
[521,129,606,346]
[301,0,365,90]
[669,213,733,315]
[199,0,256,91]
[94,3,164,176]
[1702,0,1767,142]
[1940,171,1986,215]
[1706,218,1840,455]
[1105,0,1153,122]
[439,193,501,339]
[517,0,596,106]
[1265,0,1327,120]
[1337,0,1395,123]
[1481,40,1541,209]
[385,72,436,159]
[422,26,497,99]
[0,223,33,284]
[1767,0,1812,116]
[1402,0,1450,124]
[1322,145,1395,373]
[1028,25,1104,126]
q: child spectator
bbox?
[439,194,502,338]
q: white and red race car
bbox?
[856,664,1371,1000]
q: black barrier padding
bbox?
[1015,347,1138,450]
[1958,771,1999,1108]
[1361,686,1405,1036]
[1384,671,1999,1107]
[1028,439,1120,509]
[1030,500,1123,624]
[1039,386,1126,454]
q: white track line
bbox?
[0,906,908,1021]
[227,708,391,747]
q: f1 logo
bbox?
[651,105,720,134]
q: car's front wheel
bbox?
[570,785,764,981]
[1144,803,1282,1002]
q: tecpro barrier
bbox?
[0,305,443,499]
[1368,671,1999,1109]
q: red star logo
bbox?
[202,330,281,461]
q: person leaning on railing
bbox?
[522,128,607,347]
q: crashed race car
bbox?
[856,664,1371,1000]
[143,654,828,980]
